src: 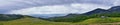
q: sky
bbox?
[0,0,120,18]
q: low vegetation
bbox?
[1,17,120,25]
[0,12,120,25]
[47,12,120,23]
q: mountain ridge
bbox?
[83,6,120,15]
[45,6,120,22]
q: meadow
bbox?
[0,17,120,25]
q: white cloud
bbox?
[113,0,120,6]
[8,5,76,15]
[0,0,119,14]
[0,0,120,18]
[8,3,111,15]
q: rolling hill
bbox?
[0,6,120,25]
[1,16,120,25]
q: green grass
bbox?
[1,17,73,25]
[1,17,120,25]
[77,17,120,24]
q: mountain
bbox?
[30,14,67,18]
[35,6,120,18]
[1,6,120,25]
[83,6,120,15]
[46,6,120,22]
[108,6,120,12]
[83,8,108,15]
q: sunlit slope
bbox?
[76,17,120,25]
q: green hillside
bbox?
[0,17,73,25]
[0,12,120,25]
[47,12,120,22]
[0,17,120,25]
[79,17,120,24]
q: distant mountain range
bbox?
[83,6,120,15]
[30,14,67,18]
[0,6,120,22]
[83,8,108,15]
[31,6,120,18]
[45,6,120,22]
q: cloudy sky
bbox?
[0,0,120,18]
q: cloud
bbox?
[1,0,119,18]
[113,0,120,6]
[0,0,119,14]
[8,5,78,15]
[8,3,111,15]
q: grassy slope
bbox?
[76,17,120,25]
[1,17,120,25]
[1,17,73,25]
